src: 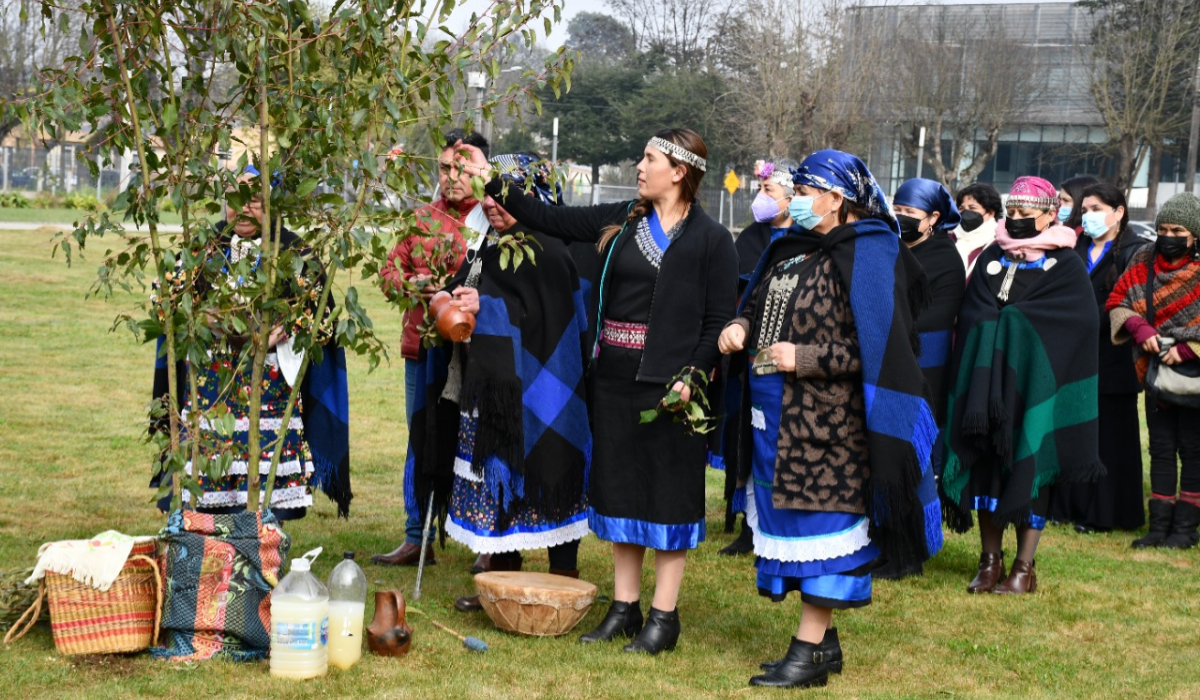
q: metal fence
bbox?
[562,183,758,233]
[0,145,125,196]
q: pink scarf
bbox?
[994,220,1078,262]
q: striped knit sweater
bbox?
[1106,248,1200,384]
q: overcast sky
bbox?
[442,0,586,49]
[441,0,1059,50]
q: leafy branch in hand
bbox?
[639,368,715,435]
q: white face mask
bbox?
[1081,210,1114,239]
[788,191,832,230]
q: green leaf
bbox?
[161,102,178,132]
[296,178,319,198]
[639,409,660,424]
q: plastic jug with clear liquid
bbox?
[326,551,367,670]
[270,547,329,679]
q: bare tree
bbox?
[606,0,731,65]
[1081,0,1200,194]
[710,0,886,165]
[867,6,1044,190]
[710,1,810,161]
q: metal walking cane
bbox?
[413,492,435,601]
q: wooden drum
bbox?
[474,571,598,637]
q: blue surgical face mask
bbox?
[1081,210,1112,239]
[789,191,832,230]
[1057,206,1071,223]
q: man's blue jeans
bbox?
[404,358,435,545]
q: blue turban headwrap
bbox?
[790,149,897,234]
[894,178,961,232]
[242,164,282,188]
[490,153,562,207]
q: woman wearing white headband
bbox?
[458,127,738,655]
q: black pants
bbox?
[1145,397,1200,497]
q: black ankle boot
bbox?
[579,600,642,644]
[1132,499,1174,548]
[760,627,842,674]
[623,607,680,654]
[1162,500,1200,549]
[719,517,754,556]
[750,637,829,688]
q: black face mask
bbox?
[959,211,985,233]
[1156,236,1192,261]
[896,214,927,243]
[1006,217,1040,239]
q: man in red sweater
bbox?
[372,129,489,566]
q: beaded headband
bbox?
[754,160,794,189]
[647,136,706,172]
[1006,194,1058,211]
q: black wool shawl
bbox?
[734,221,943,567]
[413,226,590,525]
[941,244,1103,532]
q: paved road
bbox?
[0,221,185,233]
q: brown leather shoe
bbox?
[471,551,523,574]
[470,554,491,574]
[992,558,1036,594]
[454,595,483,612]
[967,552,1006,594]
[549,568,580,578]
[370,542,435,567]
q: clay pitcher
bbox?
[429,294,475,342]
[367,590,413,657]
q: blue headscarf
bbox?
[894,178,961,232]
[490,153,562,206]
[242,164,282,188]
[790,149,897,234]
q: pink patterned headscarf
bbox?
[1006,175,1059,212]
[995,176,1076,260]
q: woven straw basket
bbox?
[4,540,162,655]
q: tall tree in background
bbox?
[606,0,730,65]
[565,11,635,65]
[1080,0,1200,194]
[873,6,1042,190]
[536,57,645,190]
[709,1,810,161]
[712,1,884,166]
[0,2,80,143]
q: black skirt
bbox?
[588,347,708,550]
[1047,393,1146,530]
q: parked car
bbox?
[1128,221,1156,243]
[7,168,41,190]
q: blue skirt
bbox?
[746,370,876,608]
[446,412,589,553]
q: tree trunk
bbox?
[958,129,1002,188]
[1117,135,1137,194]
[1147,143,1163,213]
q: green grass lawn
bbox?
[0,207,186,225]
[1,228,1197,699]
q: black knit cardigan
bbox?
[487,180,738,384]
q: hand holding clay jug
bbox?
[429,293,475,342]
[367,590,413,657]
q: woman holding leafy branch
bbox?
[718,150,942,689]
[458,128,737,655]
